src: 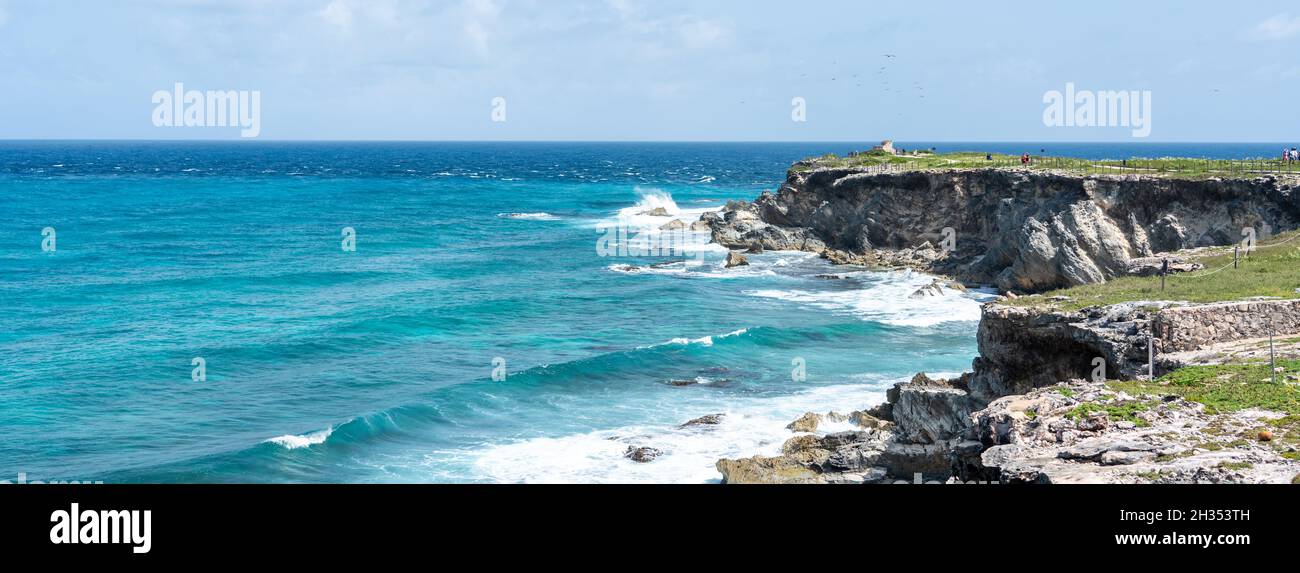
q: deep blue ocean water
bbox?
[0,141,1288,483]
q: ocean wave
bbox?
[264,427,334,450]
[603,249,812,279]
[606,188,720,230]
[497,212,560,221]
[746,269,996,326]
[643,328,749,348]
[470,381,891,484]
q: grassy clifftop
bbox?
[793,149,1300,181]
[1009,230,1300,311]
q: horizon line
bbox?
[1,138,1295,145]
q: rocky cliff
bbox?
[705,168,1300,292]
[710,165,1300,484]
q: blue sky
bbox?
[0,0,1298,141]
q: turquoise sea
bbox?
[0,141,1288,483]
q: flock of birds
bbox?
[789,53,923,118]
[732,53,925,121]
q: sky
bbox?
[0,0,1298,141]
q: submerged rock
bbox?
[680,414,725,427]
[624,446,662,463]
[724,251,749,268]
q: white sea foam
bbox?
[642,328,749,348]
[610,188,718,230]
[747,269,996,326]
[497,212,560,221]
[265,427,334,450]
[471,382,893,484]
[604,250,812,279]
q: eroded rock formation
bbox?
[703,168,1300,292]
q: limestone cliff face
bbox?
[722,168,1300,292]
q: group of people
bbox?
[1285,147,1299,163]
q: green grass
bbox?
[1107,359,1300,416]
[1066,400,1155,427]
[1009,230,1300,310]
[789,150,1300,180]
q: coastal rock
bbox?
[680,414,725,428]
[709,167,1300,292]
[659,219,686,230]
[725,251,749,268]
[961,380,1300,484]
[966,303,1160,403]
[849,411,892,430]
[690,219,711,232]
[624,446,662,463]
[891,380,974,444]
[639,207,671,217]
[1124,256,1204,277]
[716,455,823,484]
[702,199,828,253]
[786,412,822,433]
[909,281,945,299]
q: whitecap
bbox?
[641,328,748,348]
[265,427,334,450]
[470,382,892,484]
[746,269,997,327]
[497,212,560,221]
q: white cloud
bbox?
[461,0,501,55]
[600,1,734,58]
[319,0,353,30]
[677,16,731,50]
[606,0,640,21]
[1253,13,1300,40]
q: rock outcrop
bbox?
[710,163,1300,485]
[703,168,1299,292]
[716,298,1300,484]
[716,373,978,484]
[962,380,1300,484]
[724,251,749,268]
